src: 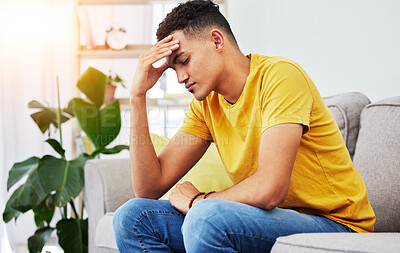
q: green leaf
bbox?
[99,100,121,145]
[64,99,75,117]
[28,227,55,253]
[72,98,121,149]
[71,98,99,146]
[71,153,92,168]
[33,199,55,228]
[29,100,73,134]
[45,139,65,158]
[30,108,71,134]
[57,218,88,253]
[38,154,91,207]
[92,145,129,157]
[2,199,21,223]
[9,169,47,213]
[30,109,57,134]
[7,156,39,191]
[77,67,106,108]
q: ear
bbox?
[210,29,224,52]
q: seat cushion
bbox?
[95,213,118,250]
[271,232,400,253]
[323,92,370,158]
[352,96,400,232]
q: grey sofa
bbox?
[84,92,400,253]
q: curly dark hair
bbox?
[156,0,237,43]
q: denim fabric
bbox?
[113,198,353,253]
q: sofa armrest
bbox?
[84,158,135,214]
[84,158,134,253]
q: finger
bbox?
[149,49,174,64]
[153,42,179,57]
[138,50,170,71]
[155,34,173,46]
[157,39,180,49]
[156,43,179,54]
[151,40,179,55]
[142,43,178,64]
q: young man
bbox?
[113,0,375,252]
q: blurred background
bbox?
[1,0,399,252]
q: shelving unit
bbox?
[77,44,152,58]
[74,0,226,62]
[73,0,227,150]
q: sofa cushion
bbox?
[323,92,370,158]
[95,212,118,251]
[352,96,400,232]
[271,232,400,252]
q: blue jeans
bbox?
[113,198,353,253]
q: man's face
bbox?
[166,31,222,101]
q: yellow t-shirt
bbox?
[180,53,375,233]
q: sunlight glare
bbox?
[1,0,52,48]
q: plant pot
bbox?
[105,83,116,104]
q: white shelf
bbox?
[78,44,152,58]
[119,97,191,109]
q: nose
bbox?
[176,70,189,84]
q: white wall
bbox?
[227,0,400,102]
[0,0,75,249]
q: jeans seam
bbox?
[115,210,130,253]
[135,211,185,253]
[217,232,276,252]
[220,232,276,245]
[328,219,353,233]
[337,224,352,233]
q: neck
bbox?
[215,50,251,104]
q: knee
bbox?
[182,199,227,246]
[113,198,152,237]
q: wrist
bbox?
[192,194,205,205]
[191,191,216,207]
[130,93,146,106]
[189,192,205,209]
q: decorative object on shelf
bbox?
[105,70,126,104]
[2,72,128,253]
[77,6,94,50]
[105,25,128,51]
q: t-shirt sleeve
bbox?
[179,99,213,141]
[260,61,313,134]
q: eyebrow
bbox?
[172,52,185,65]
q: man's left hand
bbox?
[169,181,201,214]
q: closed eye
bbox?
[182,58,189,65]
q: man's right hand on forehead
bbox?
[130,35,180,101]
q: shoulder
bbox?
[250,54,311,91]
[252,54,305,75]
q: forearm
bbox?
[195,171,285,210]
[130,96,162,199]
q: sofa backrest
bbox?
[323,92,370,158]
[352,96,400,232]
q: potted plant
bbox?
[105,71,126,105]
[2,67,128,253]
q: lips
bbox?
[185,82,196,92]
